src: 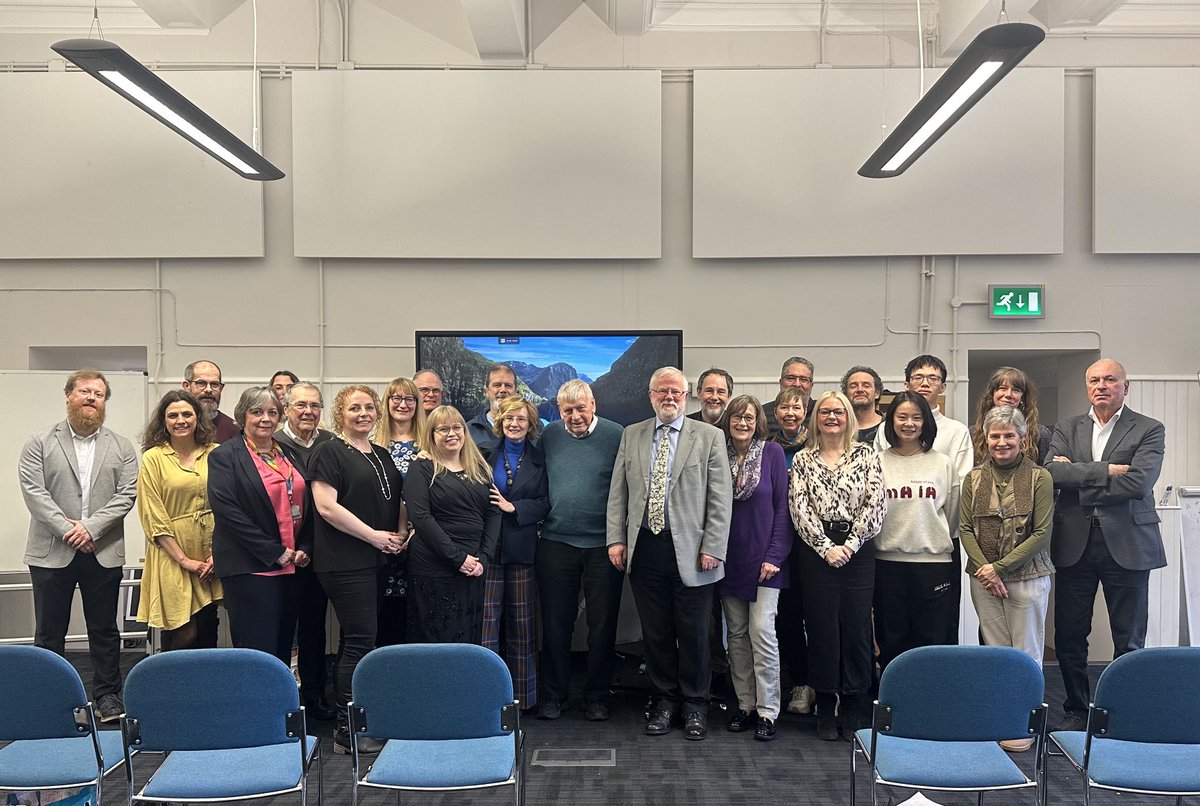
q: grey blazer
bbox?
[19,421,139,569]
[1044,407,1166,572]
[606,416,732,587]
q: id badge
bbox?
[290,504,302,520]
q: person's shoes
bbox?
[645,708,674,736]
[302,691,336,721]
[683,710,708,741]
[538,699,564,720]
[999,737,1035,753]
[726,709,756,732]
[333,710,384,755]
[583,699,610,722]
[1055,711,1088,732]
[786,685,815,715]
[95,693,123,724]
[754,715,777,742]
[815,693,839,741]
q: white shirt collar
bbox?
[1089,405,1125,428]
[568,416,600,439]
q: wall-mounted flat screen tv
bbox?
[415,330,684,427]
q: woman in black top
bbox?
[406,405,501,645]
[308,385,405,755]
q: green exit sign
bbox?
[989,285,1045,319]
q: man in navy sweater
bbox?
[535,380,624,722]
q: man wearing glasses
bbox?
[181,359,238,443]
[763,356,815,438]
[413,369,445,415]
[607,367,732,741]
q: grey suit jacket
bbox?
[19,420,139,569]
[1044,407,1166,571]
[606,416,732,587]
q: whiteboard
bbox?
[0,371,148,573]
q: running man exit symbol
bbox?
[989,285,1045,319]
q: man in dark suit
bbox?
[19,369,138,723]
[607,366,732,740]
[1046,358,1166,730]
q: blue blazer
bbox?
[483,439,549,565]
[209,435,314,578]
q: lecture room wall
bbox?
[1,1,1198,407]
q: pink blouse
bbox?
[248,445,308,577]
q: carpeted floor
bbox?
[25,649,1164,806]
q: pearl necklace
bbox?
[351,440,393,501]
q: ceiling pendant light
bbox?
[51,38,285,181]
[858,21,1044,179]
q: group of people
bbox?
[19,352,1165,755]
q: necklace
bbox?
[353,442,393,501]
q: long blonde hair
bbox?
[372,376,426,450]
[421,405,491,485]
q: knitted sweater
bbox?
[875,448,961,562]
[540,417,624,548]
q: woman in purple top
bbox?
[717,395,792,742]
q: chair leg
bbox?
[848,740,856,806]
[977,791,983,806]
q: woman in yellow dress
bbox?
[136,390,223,649]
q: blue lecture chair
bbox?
[850,644,1047,806]
[1047,646,1200,806]
[348,643,525,806]
[120,647,321,804]
[0,644,126,804]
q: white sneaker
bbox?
[786,685,815,715]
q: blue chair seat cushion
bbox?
[141,737,318,799]
[855,730,1031,789]
[364,735,515,788]
[0,730,125,788]
[1051,731,1200,793]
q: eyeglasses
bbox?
[417,387,443,396]
[433,424,465,436]
[817,408,848,418]
[289,402,322,410]
[505,416,530,425]
[188,380,224,390]
[782,374,813,385]
[909,373,944,385]
[388,395,417,406]
[651,388,686,399]
[730,413,756,424]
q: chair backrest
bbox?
[352,643,515,741]
[1092,647,1200,744]
[877,645,1044,742]
[123,648,301,751]
[0,645,90,741]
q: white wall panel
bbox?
[0,72,264,259]
[292,70,661,259]
[693,68,1065,258]
[1094,68,1200,253]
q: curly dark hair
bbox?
[141,390,214,452]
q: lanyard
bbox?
[247,438,301,520]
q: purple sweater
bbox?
[718,440,793,602]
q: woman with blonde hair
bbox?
[136,390,221,650]
[308,384,406,754]
[971,366,1052,463]
[371,376,426,645]
[788,390,886,741]
[406,405,501,644]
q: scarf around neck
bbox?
[728,437,765,502]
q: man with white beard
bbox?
[182,359,238,443]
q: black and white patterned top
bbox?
[788,442,886,559]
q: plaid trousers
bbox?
[482,561,538,709]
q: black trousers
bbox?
[30,553,124,698]
[223,572,300,665]
[628,528,713,710]
[317,567,378,709]
[873,559,957,674]
[1054,523,1150,714]
[799,540,875,696]
[535,540,624,704]
[294,563,329,695]
[776,543,809,685]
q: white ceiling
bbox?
[3,0,1199,58]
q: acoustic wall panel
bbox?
[0,73,264,259]
[292,70,661,259]
[693,68,1064,257]
[1094,68,1200,254]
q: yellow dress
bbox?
[136,443,223,630]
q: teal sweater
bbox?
[540,416,623,548]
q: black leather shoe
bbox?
[684,710,708,741]
[334,728,384,755]
[583,699,610,722]
[754,716,777,742]
[303,692,336,721]
[538,699,564,720]
[1055,711,1088,732]
[645,708,674,736]
[726,709,756,732]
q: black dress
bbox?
[404,459,501,644]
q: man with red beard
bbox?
[19,370,138,723]
[182,359,239,443]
